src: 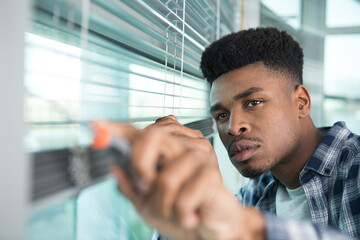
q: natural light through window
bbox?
[324,34,360,98]
[326,0,360,27]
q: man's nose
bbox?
[226,112,250,136]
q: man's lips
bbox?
[228,140,261,162]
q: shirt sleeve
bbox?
[264,212,357,240]
[152,212,357,240]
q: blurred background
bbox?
[1,0,359,239]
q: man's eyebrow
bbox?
[210,87,264,113]
[210,103,223,113]
[233,87,264,101]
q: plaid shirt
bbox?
[155,121,360,240]
[238,121,360,240]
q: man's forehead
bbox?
[210,62,266,85]
[211,84,264,102]
[209,69,263,102]
[209,67,285,105]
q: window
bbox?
[260,0,360,132]
[26,0,237,238]
[261,0,301,30]
[326,0,360,28]
[323,34,360,132]
[324,34,360,98]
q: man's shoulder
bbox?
[341,128,360,154]
[314,122,360,178]
[321,121,360,146]
[330,122,360,162]
[318,121,360,160]
[335,126,360,177]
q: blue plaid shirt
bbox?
[238,121,360,240]
[155,121,360,240]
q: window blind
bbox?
[26,0,236,203]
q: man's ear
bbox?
[294,84,311,118]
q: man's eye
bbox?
[215,112,229,120]
[246,100,263,108]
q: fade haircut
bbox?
[200,27,304,89]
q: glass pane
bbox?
[326,0,360,28]
[76,179,153,240]
[261,0,302,30]
[324,34,360,98]
[25,32,84,151]
[27,0,235,239]
[27,199,76,240]
[323,98,360,133]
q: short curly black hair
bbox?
[200,27,304,87]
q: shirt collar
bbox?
[301,121,351,180]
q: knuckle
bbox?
[143,126,164,138]
[145,122,156,130]
[158,172,179,192]
[156,115,177,123]
[197,138,212,151]
[159,122,182,134]
[187,148,206,164]
[167,114,177,120]
[155,116,167,122]
[165,122,179,128]
[193,129,203,137]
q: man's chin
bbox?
[232,158,270,178]
[238,167,265,178]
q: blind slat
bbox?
[27,0,235,204]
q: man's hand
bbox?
[99,119,266,240]
[147,115,217,163]
[150,115,203,138]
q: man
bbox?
[107,27,360,239]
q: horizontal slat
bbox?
[25,34,207,90]
[31,149,73,201]
[27,0,234,212]
[219,0,236,31]
[25,28,203,80]
[25,69,209,98]
[28,115,210,126]
[133,0,207,50]
[145,0,212,45]
[31,117,214,202]
[32,0,207,76]
[25,94,209,111]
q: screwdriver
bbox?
[91,122,131,171]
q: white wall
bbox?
[0,0,30,239]
[243,0,261,29]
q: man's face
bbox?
[210,62,301,178]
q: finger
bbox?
[155,115,177,123]
[151,115,203,138]
[174,165,222,229]
[146,115,178,130]
[150,149,206,219]
[110,164,142,206]
[162,136,218,165]
[178,136,215,156]
[130,129,184,193]
[152,122,203,138]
